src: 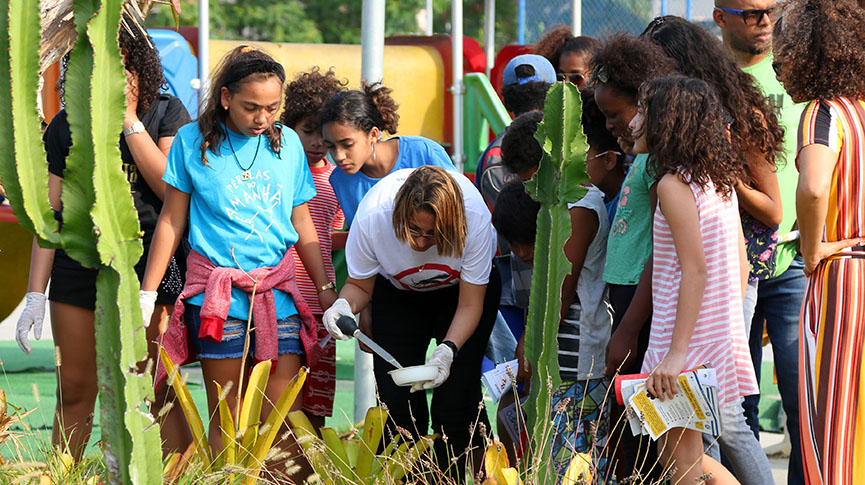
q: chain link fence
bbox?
[521,0,718,43]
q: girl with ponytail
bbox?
[320,82,454,225]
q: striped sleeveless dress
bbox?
[641,176,759,409]
[797,98,865,485]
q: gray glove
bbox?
[16,292,46,354]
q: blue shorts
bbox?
[185,304,305,360]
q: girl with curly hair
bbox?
[142,46,335,473]
[280,67,347,427]
[589,33,675,481]
[533,24,601,89]
[773,1,865,482]
[632,75,757,485]
[15,24,191,458]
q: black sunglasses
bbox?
[714,6,778,26]
[556,72,586,86]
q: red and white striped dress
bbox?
[292,162,345,417]
[641,176,759,408]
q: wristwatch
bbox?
[318,281,336,293]
[442,340,459,359]
[123,121,145,137]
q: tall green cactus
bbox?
[0,1,161,483]
[523,81,588,481]
[0,0,60,247]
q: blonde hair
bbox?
[392,166,467,258]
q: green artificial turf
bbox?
[0,340,785,463]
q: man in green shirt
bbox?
[715,2,805,484]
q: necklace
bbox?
[226,130,262,181]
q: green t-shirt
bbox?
[603,154,655,285]
[742,54,805,276]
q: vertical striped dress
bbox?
[292,162,345,417]
[641,175,759,410]
[798,98,865,485]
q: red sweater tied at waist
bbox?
[155,248,321,386]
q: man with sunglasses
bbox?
[715,2,806,485]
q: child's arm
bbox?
[293,202,339,310]
[604,183,658,376]
[142,186,190,292]
[560,206,599,319]
[738,218,748,298]
[735,148,783,227]
[331,230,348,250]
[645,174,706,401]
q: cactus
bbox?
[0,0,60,247]
[0,1,161,482]
[523,81,588,482]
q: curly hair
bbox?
[198,46,286,165]
[501,64,551,116]
[774,0,865,102]
[320,82,400,135]
[641,15,784,169]
[280,67,348,129]
[501,111,544,175]
[589,34,676,101]
[640,76,745,198]
[119,23,165,113]
[58,17,165,113]
[534,24,601,72]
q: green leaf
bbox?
[4,0,60,246]
[60,0,100,268]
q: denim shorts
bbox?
[185,304,305,359]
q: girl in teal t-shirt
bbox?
[142,47,336,471]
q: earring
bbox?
[223,105,228,110]
[371,142,376,162]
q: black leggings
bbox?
[370,266,501,481]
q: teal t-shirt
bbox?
[163,122,316,320]
[603,154,655,285]
[742,54,805,276]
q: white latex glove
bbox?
[16,292,46,354]
[140,290,157,328]
[322,298,353,340]
[410,343,455,393]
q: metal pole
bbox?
[686,0,693,20]
[451,0,465,171]
[484,0,495,77]
[355,0,384,424]
[660,0,668,16]
[517,0,526,44]
[571,0,581,36]
[426,0,433,35]
[197,0,209,117]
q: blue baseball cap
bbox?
[502,54,557,87]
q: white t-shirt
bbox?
[346,168,496,291]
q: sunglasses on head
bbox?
[715,6,778,26]
[556,72,586,86]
